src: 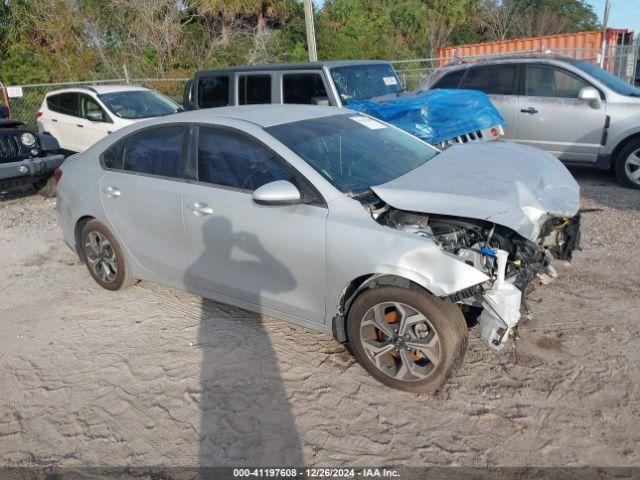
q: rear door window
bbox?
[282,73,328,104]
[121,126,187,178]
[525,65,589,98]
[238,75,272,105]
[433,70,465,89]
[47,93,78,116]
[198,75,230,108]
[462,65,517,95]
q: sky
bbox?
[587,0,640,37]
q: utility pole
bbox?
[599,0,611,68]
[303,0,318,62]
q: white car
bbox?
[37,85,182,153]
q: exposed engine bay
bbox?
[362,194,581,350]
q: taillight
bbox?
[54,168,62,184]
[490,127,499,137]
[37,111,43,118]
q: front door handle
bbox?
[520,107,538,114]
[103,186,121,198]
[76,124,84,128]
[187,201,213,216]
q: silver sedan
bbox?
[55,105,580,392]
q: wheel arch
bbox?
[610,131,640,168]
[74,215,96,258]
[331,273,439,343]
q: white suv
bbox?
[37,85,182,153]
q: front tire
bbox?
[347,286,468,393]
[614,139,640,189]
[80,220,136,291]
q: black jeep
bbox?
[0,106,65,197]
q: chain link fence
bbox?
[391,45,639,89]
[2,78,189,129]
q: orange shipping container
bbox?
[435,29,632,66]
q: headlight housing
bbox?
[20,132,37,147]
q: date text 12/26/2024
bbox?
[233,468,400,478]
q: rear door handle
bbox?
[76,124,84,128]
[103,186,121,198]
[187,201,213,216]
[520,107,538,114]
[51,119,58,123]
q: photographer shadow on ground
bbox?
[186,215,305,467]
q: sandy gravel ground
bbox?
[0,168,639,469]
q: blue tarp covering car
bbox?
[347,89,505,145]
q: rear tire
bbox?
[614,139,640,189]
[33,176,56,198]
[347,286,468,393]
[80,220,136,291]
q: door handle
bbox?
[187,201,213,216]
[520,107,538,114]
[76,124,84,128]
[51,119,58,123]
[103,186,121,198]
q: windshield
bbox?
[330,64,403,102]
[99,90,181,119]
[575,61,640,96]
[266,114,437,195]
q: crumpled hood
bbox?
[371,141,580,241]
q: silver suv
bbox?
[423,55,640,188]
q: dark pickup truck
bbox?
[0,109,64,197]
[182,60,504,149]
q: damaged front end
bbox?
[365,195,581,350]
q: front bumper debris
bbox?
[0,154,65,182]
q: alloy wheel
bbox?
[625,148,640,186]
[359,301,441,382]
[84,230,117,283]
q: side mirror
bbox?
[86,111,105,122]
[578,87,601,109]
[252,180,301,206]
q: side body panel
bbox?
[488,94,519,138]
[602,103,640,155]
[182,184,328,324]
[98,171,191,281]
[324,196,489,326]
[515,95,605,162]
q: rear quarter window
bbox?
[198,75,230,108]
[462,65,517,95]
[47,93,78,116]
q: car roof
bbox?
[157,104,352,128]
[436,54,583,72]
[195,59,391,75]
[46,84,150,95]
